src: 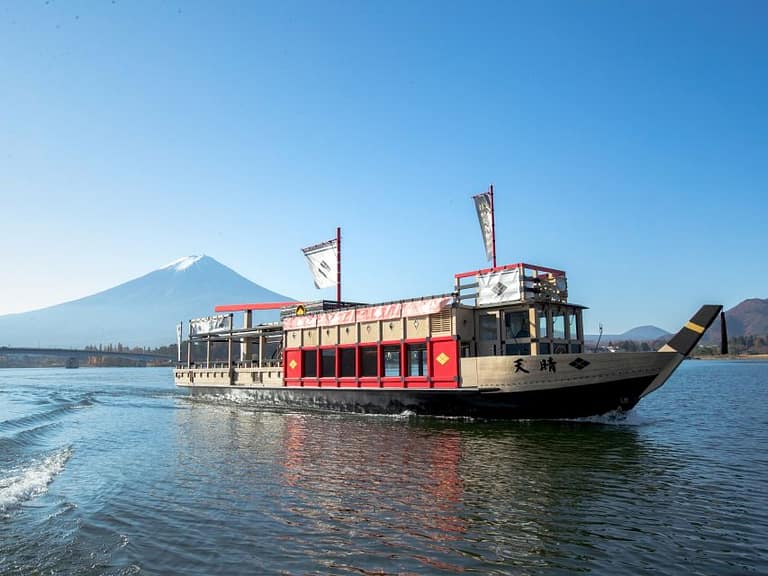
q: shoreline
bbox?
[691,354,768,361]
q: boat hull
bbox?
[179,373,657,419]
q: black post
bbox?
[720,312,729,355]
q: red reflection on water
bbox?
[279,415,468,570]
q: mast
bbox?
[489,184,497,268]
[336,226,341,303]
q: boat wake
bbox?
[0,446,72,513]
[569,410,650,426]
[0,394,95,435]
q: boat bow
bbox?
[641,304,723,398]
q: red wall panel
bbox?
[431,338,458,387]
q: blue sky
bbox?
[1,1,766,333]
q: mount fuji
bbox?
[0,256,293,348]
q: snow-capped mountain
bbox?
[0,256,293,348]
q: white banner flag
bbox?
[477,268,522,305]
[473,191,494,262]
[190,314,232,336]
[176,322,183,362]
[302,239,338,289]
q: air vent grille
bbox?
[431,309,452,335]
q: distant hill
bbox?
[0,256,293,348]
[704,298,768,342]
[618,325,671,341]
[585,325,671,343]
[600,298,768,346]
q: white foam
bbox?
[162,255,204,272]
[570,410,650,426]
[0,447,72,511]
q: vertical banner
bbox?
[302,239,338,289]
[177,322,183,362]
[473,191,494,262]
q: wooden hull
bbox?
[181,376,657,419]
[176,351,680,419]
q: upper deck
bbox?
[454,262,569,306]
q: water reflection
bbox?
[3,367,765,575]
[172,400,758,575]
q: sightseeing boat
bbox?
[173,187,721,419]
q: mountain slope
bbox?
[704,298,768,342]
[618,325,671,341]
[0,256,293,348]
[584,325,671,343]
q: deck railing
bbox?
[454,262,568,304]
[176,359,282,370]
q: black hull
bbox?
[183,376,656,419]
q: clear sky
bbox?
[1,1,766,333]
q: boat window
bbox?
[539,343,551,355]
[569,312,580,341]
[321,349,335,378]
[339,348,355,377]
[479,314,498,341]
[505,311,530,339]
[407,343,428,377]
[360,346,378,377]
[505,343,531,356]
[570,343,583,353]
[383,345,401,377]
[302,350,317,378]
[538,311,548,338]
[552,312,566,339]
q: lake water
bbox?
[1,361,766,575]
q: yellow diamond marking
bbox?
[289,359,297,370]
[436,352,450,366]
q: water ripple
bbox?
[0,364,766,575]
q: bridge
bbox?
[0,347,174,363]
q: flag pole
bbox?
[489,184,497,268]
[336,226,341,303]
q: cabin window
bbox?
[539,343,551,354]
[538,312,549,338]
[382,345,401,377]
[360,346,378,377]
[570,343,583,353]
[504,311,530,339]
[552,312,566,339]
[339,348,355,377]
[302,350,317,378]
[407,343,428,376]
[479,314,498,341]
[320,349,335,377]
[569,313,580,341]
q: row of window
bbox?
[301,343,428,379]
[464,342,584,357]
[479,309,582,341]
[502,342,584,355]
